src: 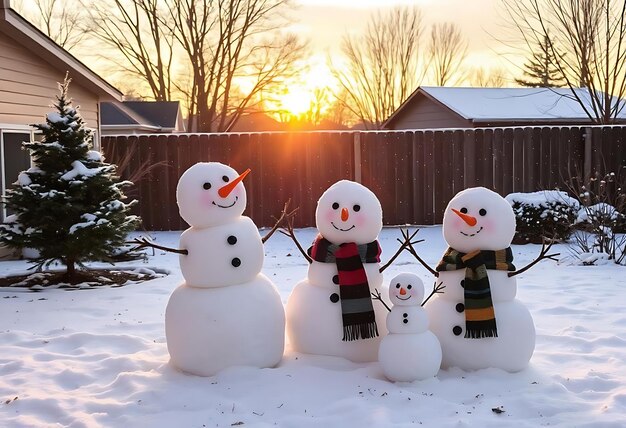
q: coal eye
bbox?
[479,208,487,216]
[395,283,401,289]
[460,207,468,214]
[332,202,339,210]
[203,182,212,190]
[353,204,361,212]
[407,284,412,290]
[222,175,230,182]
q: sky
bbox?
[278,0,521,113]
[293,1,514,68]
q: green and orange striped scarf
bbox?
[436,248,515,339]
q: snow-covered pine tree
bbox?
[0,77,140,281]
[515,34,566,88]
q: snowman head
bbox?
[388,273,424,306]
[443,187,516,253]
[315,180,383,245]
[177,162,249,228]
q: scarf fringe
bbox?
[465,329,499,339]
[342,322,379,342]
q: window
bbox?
[1,129,33,222]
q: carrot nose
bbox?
[451,208,477,226]
[399,287,407,295]
[341,207,349,222]
[218,168,251,198]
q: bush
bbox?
[505,191,580,244]
[567,169,626,265]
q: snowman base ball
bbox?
[166,275,285,377]
[379,333,442,382]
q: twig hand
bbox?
[400,230,437,276]
[380,228,423,273]
[279,206,312,263]
[508,240,560,277]
[421,281,445,307]
[262,199,296,243]
[127,236,188,255]
[371,288,391,312]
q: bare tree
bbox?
[427,22,468,86]
[469,66,507,87]
[330,6,425,129]
[14,0,85,50]
[84,0,176,102]
[501,0,626,123]
[164,0,305,132]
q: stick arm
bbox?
[379,228,423,273]
[508,241,560,277]
[371,288,391,312]
[403,238,438,277]
[128,237,188,255]
[421,281,445,307]
[262,199,294,244]
[279,212,312,263]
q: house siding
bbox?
[386,94,472,129]
[0,34,100,129]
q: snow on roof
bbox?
[420,87,626,121]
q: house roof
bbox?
[385,86,626,127]
[101,101,182,131]
[0,0,122,101]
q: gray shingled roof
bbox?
[101,101,181,129]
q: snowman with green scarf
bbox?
[407,187,557,372]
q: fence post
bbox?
[584,127,592,182]
[354,131,362,183]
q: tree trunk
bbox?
[65,259,76,282]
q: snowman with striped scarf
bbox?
[284,180,411,362]
[407,187,557,372]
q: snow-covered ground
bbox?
[0,227,625,428]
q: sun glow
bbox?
[272,58,338,119]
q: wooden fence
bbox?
[102,126,626,230]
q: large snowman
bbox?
[412,187,537,372]
[286,180,404,363]
[164,162,285,376]
[378,273,442,382]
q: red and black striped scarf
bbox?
[436,248,515,339]
[308,235,381,341]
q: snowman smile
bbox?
[396,295,411,301]
[331,222,355,232]
[460,226,483,237]
[212,196,238,209]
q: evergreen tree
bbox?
[515,34,566,88]
[0,77,140,281]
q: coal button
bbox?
[456,303,465,313]
[460,279,465,288]
[403,319,408,324]
[332,275,339,284]
[403,313,408,318]
[329,293,339,303]
[227,235,237,245]
[231,257,241,267]
[453,326,463,336]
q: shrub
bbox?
[505,191,580,244]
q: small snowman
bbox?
[283,180,414,362]
[135,162,286,376]
[378,273,442,382]
[405,187,558,372]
